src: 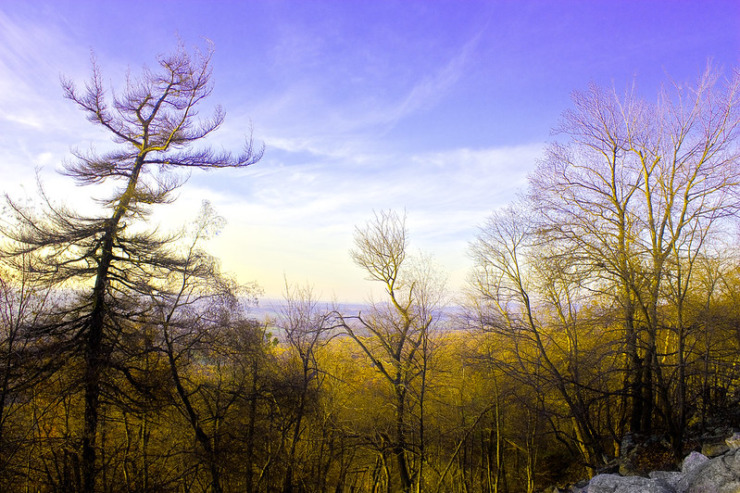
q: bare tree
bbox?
[337,210,443,493]
[1,43,262,492]
[0,256,60,482]
[529,65,740,441]
[150,202,246,493]
[469,203,608,475]
[278,281,335,493]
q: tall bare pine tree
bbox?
[1,43,262,492]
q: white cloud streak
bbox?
[177,143,543,301]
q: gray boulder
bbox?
[587,473,674,493]
[675,452,710,493]
[684,448,740,493]
[649,471,682,491]
[682,452,710,476]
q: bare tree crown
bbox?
[60,44,263,197]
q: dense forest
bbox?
[1,45,740,493]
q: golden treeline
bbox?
[1,45,740,493]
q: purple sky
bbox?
[1,1,739,302]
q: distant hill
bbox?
[246,298,370,322]
[246,298,463,327]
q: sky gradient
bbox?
[1,1,739,302]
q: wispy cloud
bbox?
[0,10,99,194]
[384,29,484,129]
[236,23,486,166]
[177,141,543,301]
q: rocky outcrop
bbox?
[554,433,740,492]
